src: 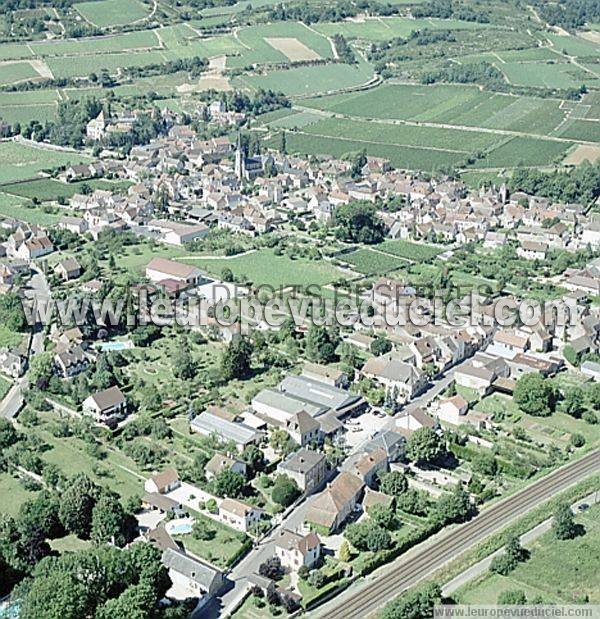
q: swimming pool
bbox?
[98,341,132,352]
[168,522,193,535]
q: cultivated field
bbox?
[74,0,152,28]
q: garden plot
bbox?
[564,144,600,165]
[264,37,321,61]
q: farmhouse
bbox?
[147,219,209,246]
[54,257,82,281]
[162,548,224,598]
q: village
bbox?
[0,99,599,618]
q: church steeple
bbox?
[234,132,245,181]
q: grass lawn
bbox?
[0,141,90,184]
[0,374,12,400]
[174,511,249,568]
[0,472,39,517]
[112,241,187,274]
[0,191,65,225]
[456,504,600,604]
[181,248,345,289]
[231,595,282,619]
[49,533,92,554]
[0,325,24,349]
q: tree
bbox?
[472,452,498,477]
[305,325,340,363]
[58,474,99,538]
[0,418,18,450]
[498,590,527,605]
[379,470,408,497]
[397,488,429,516]
[433,484,472,525]
[258,556,283,580]
[338,540,351,562]
[380,582,441,619]
[350,149,367,180]
[560,387,584,418]
[514,373,555,417]
[0,292,26,332]
[345,521,391,552]
[242,444,264,475]
[371,335,392,357]
[368,504,397,530]
[490,533,527,575]
[192,518,215,541]
[333,201,385,244]
[91,492,133,547]
[271,475,300,507]
[212,468,246,498]
[28,353,55,390]
[552,502,579,540]
[172,342,196,380]
[220,337,253,380]
[407,427,443,465]
[307,569,326,588]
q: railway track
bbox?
[317,450,600,619]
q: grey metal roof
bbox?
[253,389,325,417]
[190,412,260,445]
[279,375,361,412]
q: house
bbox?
[362,487,395,512]
[144,468,181,494]
[581,360,600,381]
[361,355,427,403]
[395,408,437,437]
[285,411,322,447]
[54,345,88,378]
[147,219,209,246]
[517,240,548,261]
[302,363,348,388]
[162,548,224,598]
[190,412,262,450]
[364,430,406,463]
[82,386,127,425]
[86,110,107,140]
[205,453,247,480]
[486,330,529,360]
[436,394,469,426]
[219,498,263,533]
[454,362,495,396]
[353,447,388,487]
[146,257,205,285]
[305,471,364,533]
[54,257,82,281]
[142,493,185,516]
[274,530,322,570]
[277,448,327,494]
[58,216,88,235]
[0,348,26,378]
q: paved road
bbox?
[201,356,475,618]
[0,269,49,419]
[311,449,600,619]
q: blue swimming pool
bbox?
[99,341,130,352]
[169,522,193,535]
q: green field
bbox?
[0,141,90,184]
[0,472,39,517]
[379,239,443,262]
[74,0,152,28]
[337,248,408,275]
[227,22,333,69]
[1,178,131,202]
[0,61,42,85]
[180,248,344,288]
[456,504,600,604]
[0,374,12,400]
[300,84,570,136]
[234,56,375,96]
[0,192,65,225]
[313,16,490,42]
